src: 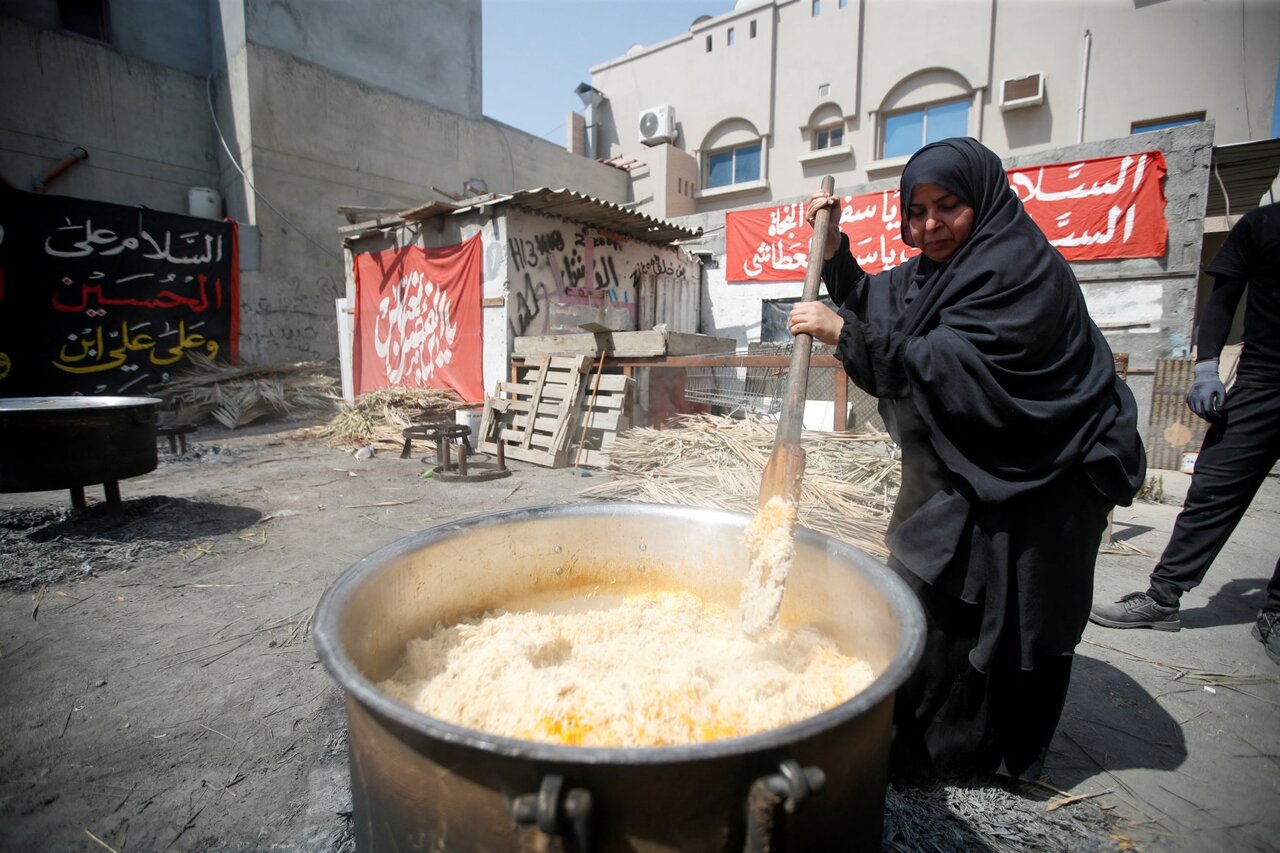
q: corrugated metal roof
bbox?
[339,188,700,245]
[1206,138,1280,218]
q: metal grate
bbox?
[684,346,786,416]
[684,365,783,416]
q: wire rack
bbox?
[683,346,787,416]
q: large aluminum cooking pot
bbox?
[0,396,162,495]
[314,503,924,852]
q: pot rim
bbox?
[313,502,926,765]
[0,395,164,412]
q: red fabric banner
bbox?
[1010,150,1167,260]
[724,151,1168,282]
[353,234,484,401]
[726,189,917,281]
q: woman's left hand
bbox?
[788,301,844,346]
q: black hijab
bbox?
[883,137,1144,505]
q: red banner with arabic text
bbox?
[353,235,483,401]
[726,189,916,281]
[725,151,1167,282]
[1010,150,1166,260]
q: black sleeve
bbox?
[820,232,869,311]
[1199,213,1254,362]
[1196,275,1246,361]
[833,308,911,399]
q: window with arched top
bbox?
[798,103,852,167]
[808,104,846,151]
[876,70,976,160]
[701,119,766,192]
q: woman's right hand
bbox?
[806,190,842,260]
[788,300,845,346]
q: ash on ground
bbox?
[885,780,1123,852]
[157,442,243,465]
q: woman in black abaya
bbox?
[789,137,1146,779]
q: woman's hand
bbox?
[806,190,842,260]
[788,300,845,346]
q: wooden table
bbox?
[511,352,852,431]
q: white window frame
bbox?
[867,90,981,173]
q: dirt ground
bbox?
[1,417,1276,852]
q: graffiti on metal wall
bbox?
[505,214,689,339]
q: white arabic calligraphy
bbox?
[768,203,804,237]
[1050,205,1133,247]
[373,269,457,386]
[1011,155,1142,204]
[45,219,223,264]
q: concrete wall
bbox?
[673,122,1214,447]
[0,0,213,75]
[587,0,1279,215]
[0,16,221,207]
[226,44,631,366]
[236,0,481,119]
[627,143,700,218]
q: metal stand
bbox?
[401,423,510,482]
[157,424,197,454]
[70,481,122,509]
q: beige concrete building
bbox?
[575,0,1280,449]
[583,0,1279,219]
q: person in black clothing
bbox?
[791,137,1146,780]
[1090,202,1280,665]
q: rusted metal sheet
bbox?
[637,272,700,333]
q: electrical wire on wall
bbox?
[205,71,341,261]
[1213,160,1232,222]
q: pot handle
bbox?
[511,773,592,852]
[743,759,826,853]
[129,405,158,425]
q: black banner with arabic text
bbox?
[0,189,238,397]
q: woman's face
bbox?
[906,183,974,263]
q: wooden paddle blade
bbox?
[759,442,807,509]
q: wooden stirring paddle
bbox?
[757,174,836,511]
[741,176,836,636]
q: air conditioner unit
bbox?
[638,105,677,145]
[999,73,1045,111]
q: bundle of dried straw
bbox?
[317,385,466,451]
[578,413,900,558]
[156,352,340,429]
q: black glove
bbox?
[1186,358,1226,422]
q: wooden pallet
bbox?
[570,373,635,469]
[478,355,591,467]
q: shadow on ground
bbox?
[1047,653,1187,791]
[1,496,263,588]
[1180,577,1272,630]
[19,496,261,542]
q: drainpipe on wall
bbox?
[585,106,597,160]
[34,147,89,193]
[1077,29,1092,144]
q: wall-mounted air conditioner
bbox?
[999,73,1045,111]
[639,105,677,145]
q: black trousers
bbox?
[1147,382,1280,613]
